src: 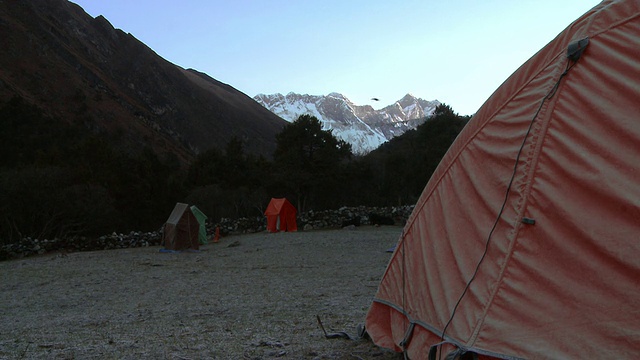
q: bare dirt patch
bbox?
[0,226,403,359]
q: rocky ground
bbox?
[0,226,404,359]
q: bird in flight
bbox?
[371,97,379,101]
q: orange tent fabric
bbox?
[365,1,640,359]
[264,198,297,232]
[162,203,200,251]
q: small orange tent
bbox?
[264,198,297,232]
[162,203,200,251]
[365,1,640,359]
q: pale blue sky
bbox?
[72,1,599,115]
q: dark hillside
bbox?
[0,0,288,243]
[0,0,287,162]
[0,97,185,241]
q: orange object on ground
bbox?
[365,1,640,359]
[264,198,297,232]
[213,226,220,243]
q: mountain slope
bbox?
[0,0,287,162]
[254,92,440,154]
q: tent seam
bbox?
[467,60,569,346]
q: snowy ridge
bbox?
[254,92,440,154]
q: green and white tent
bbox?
[190,205,208,244]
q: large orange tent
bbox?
[264,198,297,232]
[365,1,640,359]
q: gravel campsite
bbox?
[0,226,404,359]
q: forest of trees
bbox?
[0,96,470,245]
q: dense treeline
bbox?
[0,96,184,243]
[0,96,469,244]
[361,104,470,205]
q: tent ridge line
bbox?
[578,5,640,42]
[402,49,568,234]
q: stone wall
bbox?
[0,231,162,260]
[1,206,414,260]
[212,205,414,235]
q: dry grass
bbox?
[0,226,404,359]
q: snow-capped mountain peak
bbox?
[254,92,440,154]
